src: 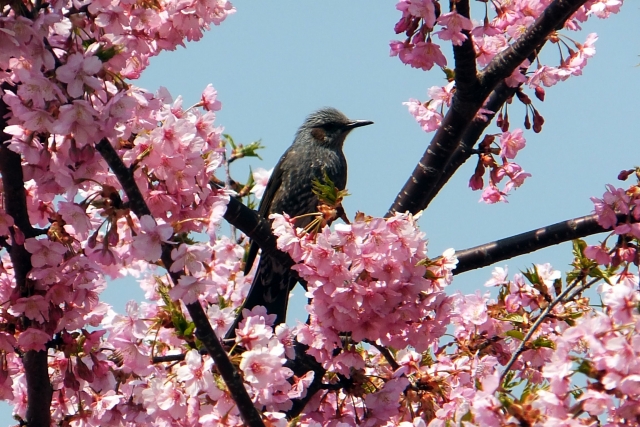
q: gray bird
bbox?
[227,108,373,338]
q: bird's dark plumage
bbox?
[227,108,373,338]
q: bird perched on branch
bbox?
[226,107,373,339]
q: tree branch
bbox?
[388,0,588,216]
[95,139,265,427]
[451,0,478,93]
[453,213,629,275]
[424,81,517,209]
[0,96,52,427]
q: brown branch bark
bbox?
[453,213,629,275]
[451,0,478,93]
[388,0,588,216]
[0,97,52,427]
[95,139,265,427]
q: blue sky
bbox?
[2,2,639,423]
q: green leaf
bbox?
[311,170,349,207]
[95,46,119,62]
[443,67,455,81]
[531,337,554,349]
[223,134,236,149]
[501,313,526,323]
[241,140,265,160]
[505,330,525,340]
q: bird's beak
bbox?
[344,120,374,130]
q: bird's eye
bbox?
[321,122,340,132]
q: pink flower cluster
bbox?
[424,262,640,426]
[591,182,640,232]
[270,213,457,370]
[466,130,532,204]
[584,174,640,267]
[392,0,613,76]
[395,1,621,204]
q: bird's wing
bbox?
[243,147,290,275]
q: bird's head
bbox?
[298,107,373,149]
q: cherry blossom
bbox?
[0,0,632,425]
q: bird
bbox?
[226,107,373,339]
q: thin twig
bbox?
[500,276,585,380]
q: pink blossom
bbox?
[475,107,494,122]
[403,98,443,133]
[176,350,221,398]
[529,65,571,88]
[405,41,447,71]
[55,52,103,98]
[16,74,65,109]
[170,243,208,274]
[591,197,618,229]
[52,100,99,146]
[427,82,454,109]
[235,311,274,349]
[17,328,51,351]
[168,275,213,304]
[600,281,639,324]
[485,266,508,287]
[474,33,508,67]
[584,245,611,265]
[397,0,437,28]
[503,168,531,193]
[251,167,273,200]
[453,291,489,326]
[131,215,174,261]
[480,185,506,204]
[500,129,526,159]
[58,202,92,238]
[587,0,622,18]
[578,390,613,416]
[200,84,222,111]
[239,344,290,388]
[9,295,49,323]
[206,304,236,337]
[24,238,67,268]
[364,377,409,420]
[435,12,473,46]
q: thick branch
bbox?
[223,192,297,271]
[453,213,628,275]
[0,97,52,427]
[95,139,265,427]
[388,0,588,216]
[451,0,478,93]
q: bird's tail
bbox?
[225,254,297,340]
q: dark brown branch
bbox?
[0,95,52,427]
[451,0,478,93]
[23,351,52,427]
[152,353,187,363]
[388,0,588,216]
[223,194,297,272]
[453,213,629,275]
[95,139,265,427]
